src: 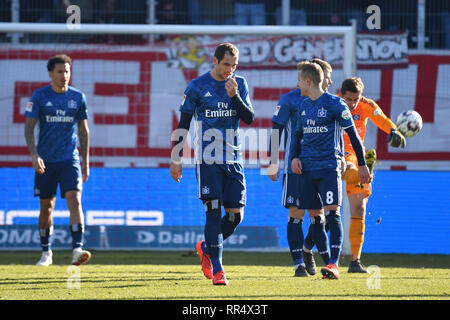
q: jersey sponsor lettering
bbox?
[24,85,88,162]
[179,72,252,164]
[295,92,354,171]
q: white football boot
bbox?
[36,250,53,267]
[71,248,91,266]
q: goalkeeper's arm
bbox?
[388,128,406,148]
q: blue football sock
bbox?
[303,224,314,251]
[310,215,330,265]
[70,224,84,249]
[201,241,209,255]
[204,204,224,275]
[39,226,53,252]
[287,217,304,268]
[326,210,344,266]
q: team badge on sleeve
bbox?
[26,101,33,112]
[373,107,382,116]
[274,105,280,116]
[318,107,327,117]
[341,109,352,120]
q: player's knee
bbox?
[204,199,222,212]
[204,200,222,225]
[40,198,55,216]
[224,210,243,227]
[324,205,339,215]
[66,191,81,206]
[310,214,326,225]
[288,207,305,220]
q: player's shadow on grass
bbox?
[1,251,449,269]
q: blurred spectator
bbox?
[157,0,189,24]
[340,0,370,30]
[188,0,201,24]
[19,0,56,23]
[200,0,234,25]
[0,0,11,22]
[275,0,307,25]
[114,0,146,24]
[96,0,115,24]
[304,0,333,26]
[443,12,450,49]
[426,0,450,49]
[235,0,266,25]
[66,0,94,23]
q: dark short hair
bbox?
[341,77,365,95]
[214,43,239,63]
[297,60,324,85]
[47,54,72,72]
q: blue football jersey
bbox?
[295,91,354,171]
[272,88,306,174]
[25,85,89,163]
[179,72,252,164]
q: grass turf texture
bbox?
[0,251,449,300]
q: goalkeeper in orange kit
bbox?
[340,77,405,272]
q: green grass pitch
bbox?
[0,251,449,300]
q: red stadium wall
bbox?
[1,48,449,170]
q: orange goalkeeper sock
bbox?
[349,216,365,259]
[343,167,360,184]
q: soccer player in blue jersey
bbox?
[169,43,254,285]
[24,54,91,267]
[268,58,337,277]
[290,61,370,279]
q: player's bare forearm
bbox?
[24,117,38,156]
[78,120,90,166]
[25,117,45,174]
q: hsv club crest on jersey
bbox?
[24,85,88,162]
[295,91,355,171]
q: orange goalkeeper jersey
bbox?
[343,96,396,155]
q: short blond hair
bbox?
[311,58,332,73]
[297,60,324,85]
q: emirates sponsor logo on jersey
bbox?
[205,102,237,118]
[303,119,329,134]
[46,109,74,123]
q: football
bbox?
[395,110,423,137]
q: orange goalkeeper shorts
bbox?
[345,152,372,198]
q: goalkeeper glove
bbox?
[388,129,406,148]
